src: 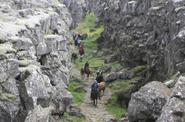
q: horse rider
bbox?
[84,61,90,77]
[96,71,104,83]
[91,80,99,101]
[79,43,85,61]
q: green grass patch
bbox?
[107,62,123,71]
[63,112,85,122]
[131,65,147,74]
[108,79,135,94]
[106,77,140,118]
[68,82,86,105]
[73,12,104,72]
[106,95,127,118]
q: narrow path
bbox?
[80,76,115,122]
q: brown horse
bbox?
[80,67,91,79]
[98,81,106,98]
[79,44,84,61]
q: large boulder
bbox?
[128,81,171,122]
[25,105,55,122]
[157,76,185,122]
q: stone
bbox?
[68,105,84,117]
[25,105,55,122]
[0,0,75,121]
[157,97,185,122]
[105,72,119,82]
[118,69,134,80]
[172,76,185,99]
[88,0,185,82]
[128,81,171,122]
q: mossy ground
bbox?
[63,112,85,122]
[68,81,86,105]
[106,95,127,118]
[74,13,104,72]
[72,12,129,119]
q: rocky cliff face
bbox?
[60,0,87,28]
[0,0,74,121]
[86,0,185,121]
[128,75,185,122]
[90,0,185,81]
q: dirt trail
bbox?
[80,76,115,122]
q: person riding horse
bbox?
[84,61,90,77]
[91,80,99,106]
[96,71,104,83]
[96,71,106,99]
[79,44,84,61]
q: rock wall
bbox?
[60,0,88,28]
[0,0,74,121]
[128,75,185,122]
[89,0,185,81]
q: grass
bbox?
[73,12,131,119]
[68,81,86,105]
[108,62,123,71]
[74,12,104,72]
[106,77,140,118]
[109,79,135,94]
[63,112,85,122]
[131,65,147,74]
[106,95,127,118]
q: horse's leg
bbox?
[98,90,101,100]
[102,88,105,96]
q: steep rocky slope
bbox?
[0,0,75,121]
[61,0,87,28]
[89,0,185,81]
[86,0,185,121]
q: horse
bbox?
[79,45,84,61]
[71,53,78,63]
[91,90,99,106]
[98,81,106,99]
[80,67,91,79]
[91,81,99,106]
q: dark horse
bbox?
[91,90,99,106]
[91,81,99,106]
[79,44,84,61]
[81,62,91,78]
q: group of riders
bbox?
[73,32,85,61]
[73,32,106,106]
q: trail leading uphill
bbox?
[80,76,114,122]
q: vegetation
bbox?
[106,79,135,118]
[74,12,104,72]
[106,95,127,118]
[63,112,85,122]
[68,81,86,105]
[131,65,147,74]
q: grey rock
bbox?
[172,76,185,99]
[88,0,185,81]
[157,97,185,122]
[0,0,75,121]
[118,69,134,79]
[69,105,84,117]
[105,72,119,82]
[128,81,171,122]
